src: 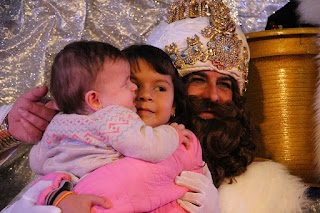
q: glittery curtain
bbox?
[0,0,289,105]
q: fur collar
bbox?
[297,0,320,178]
[218,161,309,213]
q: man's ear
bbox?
[85,90,102,111]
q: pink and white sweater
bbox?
[29,105,180,177]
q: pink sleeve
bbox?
[32,172,72,205]
[72,130,202,212]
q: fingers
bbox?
[177,199,199,213]
[183,129,192,141]
[19,102,58,124]
[170,122,178,127]
[18,107,52,132]
[202,163,213,183]
[15,104,57,142]
[88,195,112,209]
[6,86,57,143]
[176,124,185,131]
[45,100,60,111]
[175,171,209,193]
[175,175,202,193]
[177,171,220,213]
[19,117,45,142]
[21,86,49,101]
[179,171,211,183]
[170,122,185,130]
[182,133,191,150]
[180,191,205,206]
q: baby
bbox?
[29,41,189,178]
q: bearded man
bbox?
[146,0,310,212]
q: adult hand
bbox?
[8,86,59,143]
[175,170,220,213]
[57,193,112,213]
[1,181,61,213]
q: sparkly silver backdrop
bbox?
[0,0,289,105]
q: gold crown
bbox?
[167,0,230,24]
[165,0,249,92]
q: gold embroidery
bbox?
[165,0,249,92]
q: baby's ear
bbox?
[85,90,102,111]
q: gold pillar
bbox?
[245,28,319,184]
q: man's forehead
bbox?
[189,70,232,80]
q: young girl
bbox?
[32,44,203,212]
[29,41,189,178]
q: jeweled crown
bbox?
[167,0,228,24]
[163,0,249,94]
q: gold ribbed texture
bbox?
[245,28,319,184]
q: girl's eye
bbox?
[155,86,166,92]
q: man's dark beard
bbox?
[186,95,242,157]
[185,96,256,187]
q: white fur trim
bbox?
[218,161,309,213]
[297,0,320,25]
[297,0,320,180]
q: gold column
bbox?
[245,28,319,184]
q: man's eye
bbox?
[218,82,231,89]
[189,77,205,84]
[155,86,166,92]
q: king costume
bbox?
[146,0,310,212]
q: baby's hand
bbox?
[170,122,191,150]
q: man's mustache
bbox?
[186,95,238,120]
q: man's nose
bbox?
[205,83,219,102]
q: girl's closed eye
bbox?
[122,76,131,88]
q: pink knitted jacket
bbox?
[35,131,202,212]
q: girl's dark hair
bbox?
[51,40,127,114]
[122,44,186,121]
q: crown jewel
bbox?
[165,0,249,93]
[167,0,230,24]
[167,0,213,23]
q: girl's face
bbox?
[130,59,175,127]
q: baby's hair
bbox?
[122,44,186,121]
[51,40,127,114]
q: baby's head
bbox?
[122,45,186,126]
[51,41,136,114]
